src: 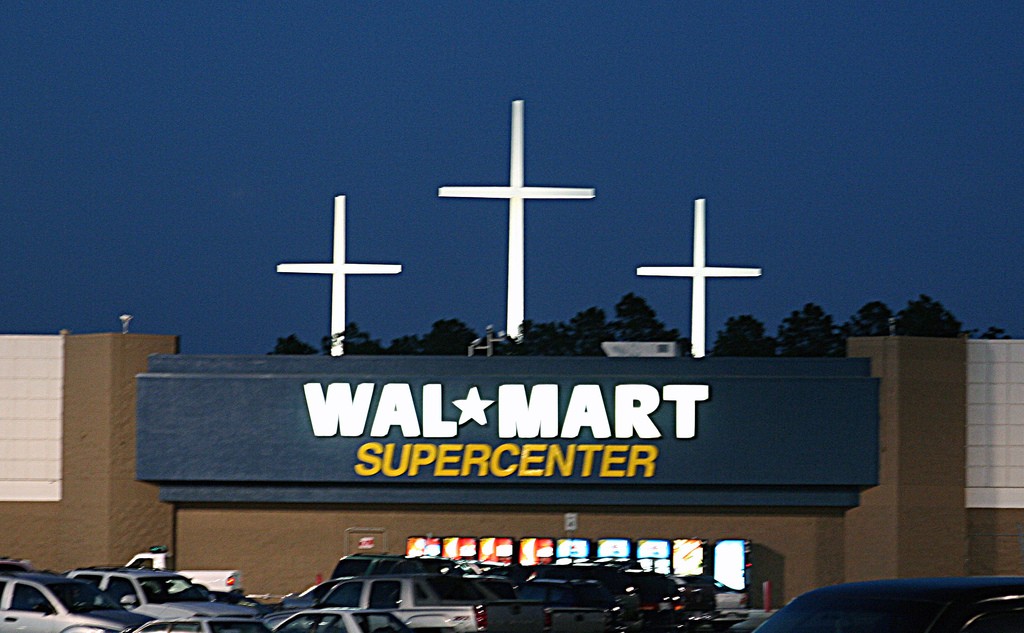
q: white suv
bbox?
[0,570,152,633]
[66,569,258,619]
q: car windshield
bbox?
[48,580,123,613]
[756,595,943,633]
[139,576,208,603]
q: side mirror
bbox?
[120,594,139,607]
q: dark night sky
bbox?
[2,2,1021,353]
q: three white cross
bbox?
[278,101,761,358]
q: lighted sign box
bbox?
[136,356,879,507]
[637,538,671,574]
[519,537,555,565]
[443,536,478,560]
[479,537,515,564]
[673,538,706,576]
[713,539,749,590]
[556,538,591,563]
[596,538,632,560]
[407,536,442,558]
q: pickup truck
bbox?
[127,546,243,593]
[317,573,546,633]
[517,578,612,633]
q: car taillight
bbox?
[544,608,552,631]
[475,604,487,631]
[226,576,235,587]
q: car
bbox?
[0,558,36,573]
[67,567,260,618]
[622,571,685,631]
[671,575,748,612]
[517,578,617,633]
[754,576,1024,633]
[271,608,413,633]
[279,578,350,610]
[527,563,643,632]
[136,616,272,633]
[0,570,153,633]
[330,555,481,579]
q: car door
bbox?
[4,580,64,633]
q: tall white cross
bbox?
[637,198,762,359]
[277,195,402,356]
[439,100,595,339]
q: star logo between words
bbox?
[452,386,494,426]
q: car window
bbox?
[139,576,207,603]
[422,576,487,602]
[276,613,325,633]
[353,613,410,633]
[73,573,104,587]
[209,621,272,633]
[961,610,1024,632]
[169,623,202,632]
[106,577,139,604]
[321,581,363,608]
[11,583,53,613]
[332,559,373,578]
[369,581,402,609]
[137,624,171,633]
[47,579,122,612]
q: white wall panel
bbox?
[0,335,63,501]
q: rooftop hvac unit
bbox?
[600,341,679,358]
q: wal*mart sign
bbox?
[303,382,708,480]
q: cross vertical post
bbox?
[277,195,402,356]
[637,198,762,358]
[439,100,595,339]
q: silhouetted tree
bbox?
[386,334,423,355]
[566,307,612,356]
[979,326,1011,340]
[609,293,681,342]
[509,320,574,356]
[712,315,776,356]
[420,319,479,355]
[776,303,844,357]
[269,334,317,355]
[843,301,893,338]
[894,295,963,337]
[324,323,385,355]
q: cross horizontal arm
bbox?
[277,263,402,274]
[438,186,595,199]
[637,266,761,278]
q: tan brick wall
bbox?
[0,333,177,571]
[846,337,967,580]
[175,504,843,605]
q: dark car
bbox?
[623,572,685,631]
[528,564,642,632]
[518,579,617,633]
[755,576,1024,633]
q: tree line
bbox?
[271,293,1011,357]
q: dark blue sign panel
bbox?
[136,355,878,506]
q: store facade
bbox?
[2,332,1018,604]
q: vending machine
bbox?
[406,536,442,557]
[519,537,555,565]
[478,536,515,565]
[672,538,706,576]
[442,536,478,560]
[712,539,749,590]
[637,538,671,573]
[595,538,632,562]
[555,537,591,564]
